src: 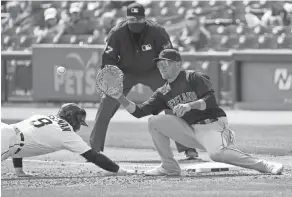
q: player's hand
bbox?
[15,168,34,177]
[117,167,137,175]
[173,103,191,117]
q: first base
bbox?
[182,162,243,173]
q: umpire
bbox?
[90,3,198,160]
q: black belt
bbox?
[196,118,218,125]
[14,127,24,155]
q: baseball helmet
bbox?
[57,103,88,131]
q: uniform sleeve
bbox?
[189,72,218,108]
[62,132,91,154]
[101,28,120,68]
[131,90,167,118]
[155,27,173,53]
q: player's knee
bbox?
[148,115,167,132]
[148,114,177,129]
[208,151,224,163]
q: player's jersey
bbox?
[102,18,173,75]
[132,70,226,125]
[12,115,91,158]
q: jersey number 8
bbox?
[31,118,53,128]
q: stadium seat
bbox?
[238,35,259,49]
[209,0,228,7]
[206,25,221,34]
[58,35,76,44]
[277,35,292,49]
[77,35,91,44]
[226,34,240,49]
[257,35,278,49]
[218,35,230,51]
[253,25,268,35]
[207,35,223,50]
[226,25,239,35]
[19,36,35,49]
[176,6,186,15]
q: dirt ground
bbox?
[2,154,292,197]
[1,108,292,197]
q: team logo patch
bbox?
[142,44,152,51]
[131,8,139,13]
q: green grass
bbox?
[3,119,292,156]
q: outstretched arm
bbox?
[117,90,166,118]
[81,149,134,174]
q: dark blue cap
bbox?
[127,3,145,17]
[153,49,182,62]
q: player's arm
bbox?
[117,90,166,118]
[188,72,217,110]
[81,149,122,173]
[102,28,120,68]
[63,134,130,173]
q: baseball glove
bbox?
[96,65,124,99]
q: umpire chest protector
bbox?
[102,19,172,75]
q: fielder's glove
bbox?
[96,65,124,99]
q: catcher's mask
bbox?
[57,103,88,132]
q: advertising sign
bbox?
[241,62,292,104]
[32,45,155,102]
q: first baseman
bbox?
[110,49,284,176]
[1,103,135,177]
[90,2,198,159]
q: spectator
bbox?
[244,6,262,28]
[100,12,116,34]
[178,12,211,52]
[34,7,64,43]
[261,2,291,26]
[63,2,98,35]
[2,1,22,34]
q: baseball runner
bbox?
[1,103,135,177]
[91,2,198,160]
[97,49,284,176]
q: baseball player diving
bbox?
[98,49,284,176]
[91,2,199,160]
[1,103,135,177]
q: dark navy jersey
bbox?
[132,70,226,125]
[102,19,173,75]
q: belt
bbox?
[13,126,24,155]
[196,118,218,125]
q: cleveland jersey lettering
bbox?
[167,92,198,109]
[132,71,226,125]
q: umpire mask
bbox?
[127,17,146,33]
[128,23,145,33]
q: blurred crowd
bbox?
[1,0,292,52]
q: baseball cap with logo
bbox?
[127,3,145,17]
[44,7,57,21]
[153,49,182,62]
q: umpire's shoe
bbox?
[185,148,199,160]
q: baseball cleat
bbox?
[263,161,284,175]
[185,149,199,160]
[144,166,181,176]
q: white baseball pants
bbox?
[148,115,270,174]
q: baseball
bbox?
[57,66,66,75]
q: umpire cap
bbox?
[127,3,145,17]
